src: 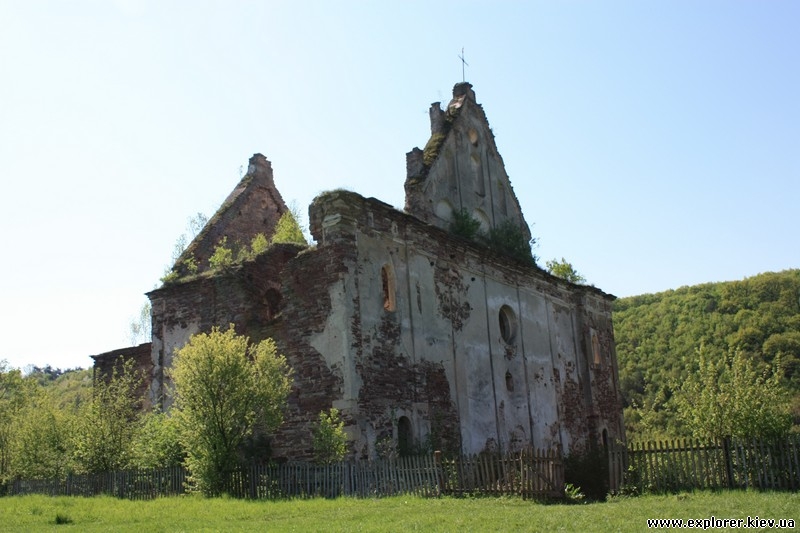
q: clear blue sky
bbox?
[1,1,798,370]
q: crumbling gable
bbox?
[405,82,531,244]
[170,153,289,277]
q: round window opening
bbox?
[499,305,517,344]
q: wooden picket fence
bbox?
[5,447,563,500]
[438,448,563,499]
[8,466,187,499]
[609,435,800,494]
[218,454,442,499]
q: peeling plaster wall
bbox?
[309,190,624,457]
[266,244,349,460]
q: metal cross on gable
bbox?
[458,47,469,82]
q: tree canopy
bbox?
[312,408,347,465]
[271,209,307,246]
[614,269,800,439]
[73,359,143,473]
[671,347,792,440]
[546,258,586,284]
[0,361,34,482]
[170,326,293,494]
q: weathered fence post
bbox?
[248,464,257,499]
[723,436,734,489]
[433,450,443,495]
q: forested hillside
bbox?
[613,269,800,439]
[24,366,93,409]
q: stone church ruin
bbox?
[92,83,625,460]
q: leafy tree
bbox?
[763,331,800,389]
[209,237,233,269]
[129,301,152,346]
[1,366,91,482]
[671,347,792,440]
[546,257,586,284]
[249,233,269,256]
[42,368,93,412]
[73,359,143,473]
[170,233,188,269]
[450,209,481,240]
[187,211,209,238]
[160,212,208,282]
[9,391,77,480]
[170,326,293,495]
[271,210,307,246]
[23,365,72,384]
[0,361,34,482]
[129,411,184,470]
[233,233,271,263]
[312,408,347,465]
[485,219,537,265]
[160,271,180,284]
[170,212,208,267]
[182,255,199,274]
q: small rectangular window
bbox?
[382,265,396,312]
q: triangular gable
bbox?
[405,83,532,244]
[172,153,288,276]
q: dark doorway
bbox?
[398,416,413,457]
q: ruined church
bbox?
[93,83,625,460]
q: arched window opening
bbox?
[264,288,282,319]
[591,330,601,366]
[397,416,413,457]
[381,265,396,312]
[499,305,517,344]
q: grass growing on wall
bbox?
[0,491,797,532]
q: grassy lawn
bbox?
[0,491,797,532]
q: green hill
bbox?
[613,269,800,439]
[25,366,93,411]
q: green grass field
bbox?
[0,491,797,532]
